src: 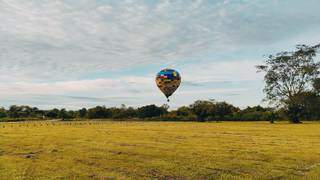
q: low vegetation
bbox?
[0,99,318,123]
[0,102,282,122]
[1,121,320,179]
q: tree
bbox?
[285,92,320,121]
[125,107,138,118]
[214,101,238,121]
[111,105,137,119]
[46,108,60,119]
[67,110,77,119]
[137,105,167,119]
[313,78,320,94]
[87,106,112,119]
[176,106,192,117]
[0,107,7,119]
[58,109,69,120]
[8,105,19,118]
[78,108,87,118]
[8,105,33,118]
[257,44,320,123]
[189,100,215,122]
[237,106,278,122]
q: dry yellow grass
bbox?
[0,121,320,179]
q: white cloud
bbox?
[0,76,153,96]
[0,60,263,109]
[1,0,319,82]
[0,0,319,108]
[182,60,263,84]
[97,5,113,14]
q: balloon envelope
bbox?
[156,69,181,100]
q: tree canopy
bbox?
[257,43,320,123]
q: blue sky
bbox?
[0,0,319,109]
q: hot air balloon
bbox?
[156,68,181,102]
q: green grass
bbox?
[1,121,320,179]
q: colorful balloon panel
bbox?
[156,69,181,100]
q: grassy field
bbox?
[0,121,320,179]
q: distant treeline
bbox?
[0,100,319,122]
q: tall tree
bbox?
[257,44,320,123]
